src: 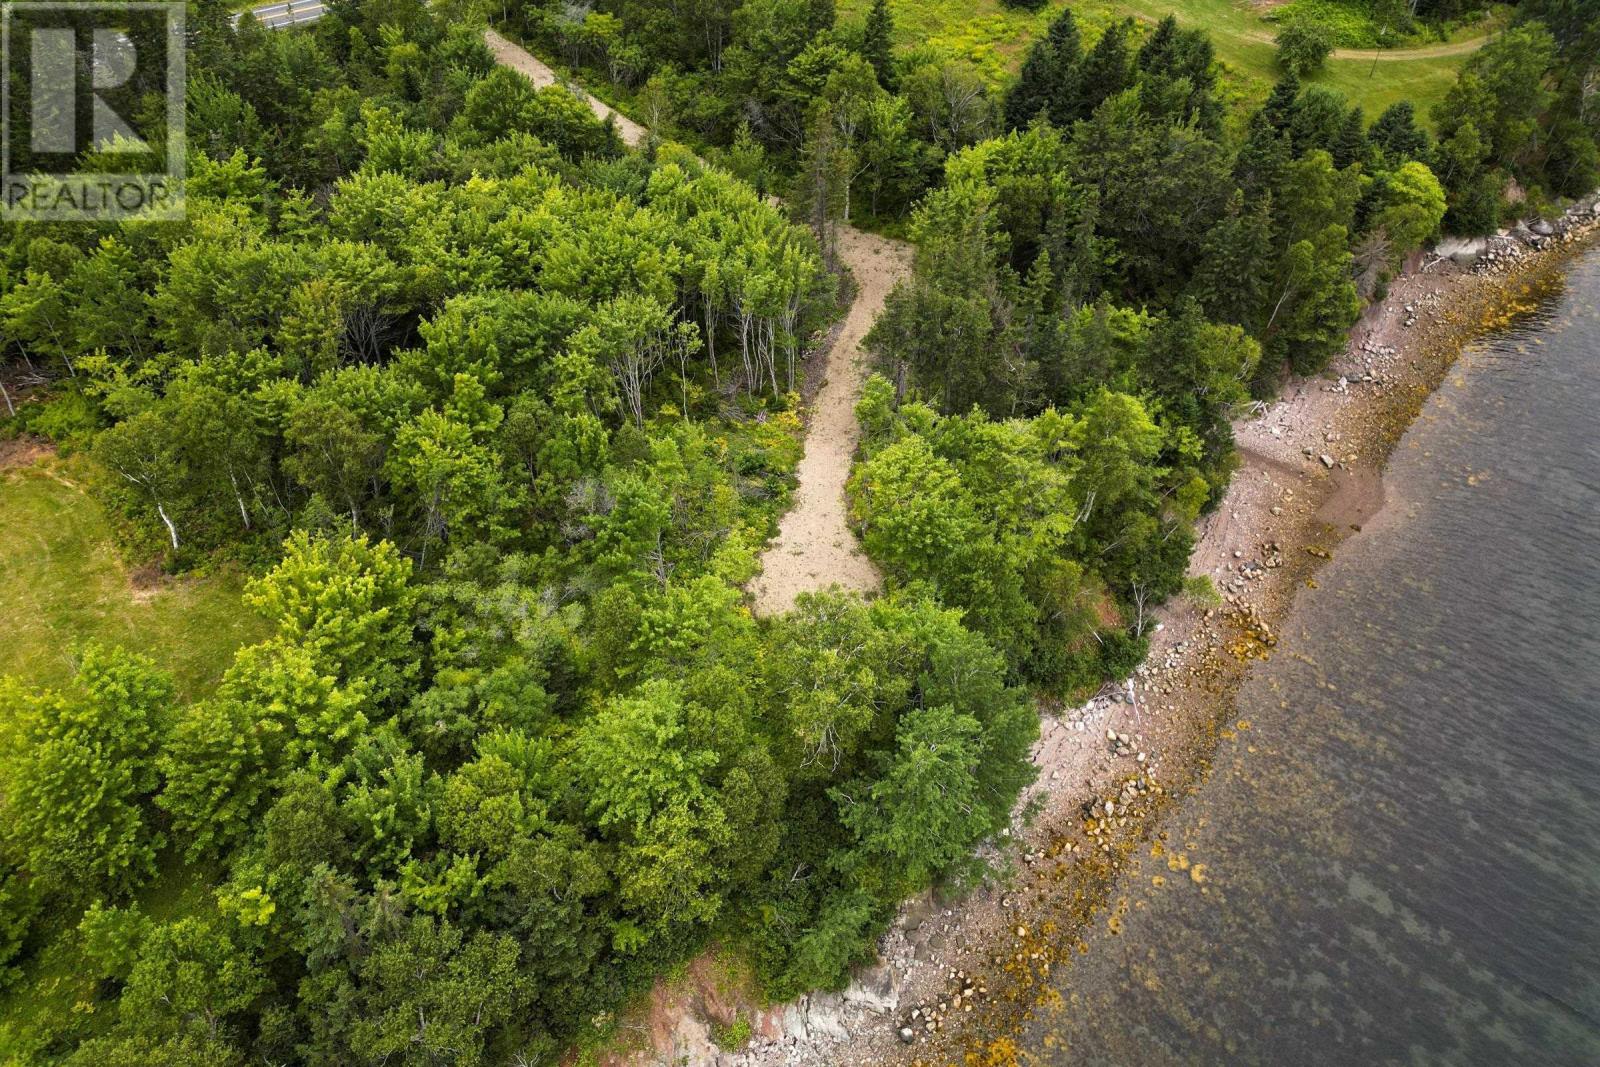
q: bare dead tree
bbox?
[1129,580,1151,638]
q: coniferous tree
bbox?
[1332,105,1373,170]
[1432,23,1555,169]
[1136,14,1181,74]
[1234,109,1292,200]
[1004,9,1080,131]
[1070,19,1134,122]
[1288,86,1351,157]
[794,106,851,266]
[862,0,895,89]
[1369,101,1431,166]
[1261,72,1302,131]
[1187,192,1275,329]
[1134,15,1223,132]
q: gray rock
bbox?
[1530,218,1556,236]
[843,961,899,1015]
[805,994,850,1041]
[780,1002,810,1042]
[1436,235,1487,265]
[1319,454,1336,469]
[667,1012,719,1065]
[779,994,850,1043]
[897,894,937,933]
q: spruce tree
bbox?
[1003,9,1080,131]
[862,0,895,89]
[1331,105,1372,170]
[1234,110,1291,200]
[1135,16,1223,134]
[1068,19,1133,123]
[1187,192,1275,329]
[1136,14,1181,74]
[1369,101,1430,166]
[1261,73,1301,132]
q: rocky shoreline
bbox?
[595,194,1600,1067]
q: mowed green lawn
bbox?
[844,0,1490,127]
[0,454,267,700]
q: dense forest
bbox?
[500,0,1599,232]
[0,0,1596,1062]
[844,0,1593,692]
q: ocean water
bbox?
[1025,251,1600,1065]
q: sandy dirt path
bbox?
[749,228,911,616]
[483,29,649,148]
[1326,37,1486,59]
[1241,28,1489,59]
[482,28,911,617]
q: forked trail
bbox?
[480,30,912,615]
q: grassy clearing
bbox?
[0,451,254,1054]
[842,0,1493,126]
[0,850,220,1057]
[0,452,267,700]
[0,844,222,1055]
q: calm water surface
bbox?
[1027,251,1600,1065]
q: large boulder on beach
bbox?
[897,893,938,932]
[843,961,900,1015]
[1437,236,1488,265]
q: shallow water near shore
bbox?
[1023,250,1600,1065]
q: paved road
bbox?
[240,0,327,29]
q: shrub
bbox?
[713,1017,753,1050]
[21,390,100,449]
[1277,0,1383,47]
[1277,22,1334,77]
[1182,574,1222,607]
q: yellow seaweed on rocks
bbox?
[962,1035,1022,1067]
